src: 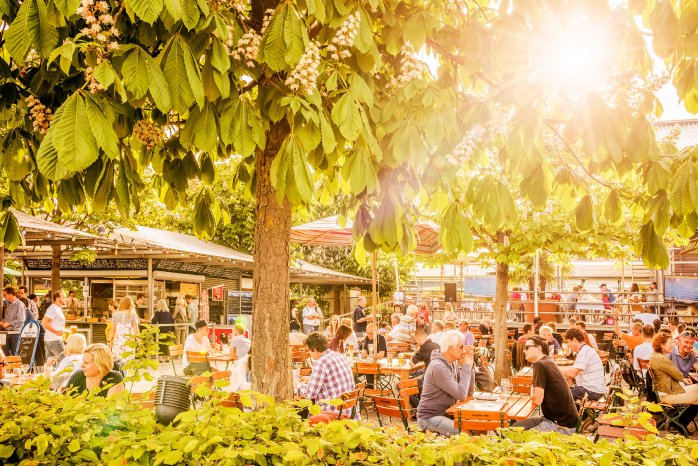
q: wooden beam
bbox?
[22,239,98,246]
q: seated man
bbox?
[395,305,418,347]
[386,313,402,342]
[229,323,251,360]
[513,335,578,435]
[560,328,607,401]
[613,308,643,351]
[297,332,355,416]
[669,328,698,378]
[458,320,475,346]
[632,325,654,377]
[538,325,561,355]
[361,323,387,358]
[289,319,307,345]
[518,323,534,344]
[575,321,598,350]
[183,320,212,376]
[429,320,445,345]
[412,328,440,369]
[416,330,475,437]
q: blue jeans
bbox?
[418,415,459,437]
[571,385,604,401]
[45,340,65,361]
[513,416,575,435]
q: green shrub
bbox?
[1,379,698,465]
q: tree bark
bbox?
[251,120,292,401]
[51,245,62,296]
[493,232,509,383]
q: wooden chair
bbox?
[220,392,244,409]
[397,378,419,410]
[354,362,393,397]
[337,388,360,419]
[189,375,212,407]
[5,356,22,370]
[387,341,411,353]
[372,395,411,432]
[646,368,690,436]
[132,391,155,409]
[185,351,212,376]
[455,409,509,433]
[168,345,183,376]
[291,345,309,365]
[511,376,532,394]
[211,370,232,390]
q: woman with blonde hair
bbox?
[108,296,140,363]
[443,303,457,322]
[172,296,188,345]
[66,343,124,397]
[325,315,340,339]
[48,333,87,390]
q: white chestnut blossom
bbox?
[133,120,163,149]
[231,31,261,67]
[26,96,53,135]
[393,42,423,88]
[327,12,360,60]
[285,41,320,94]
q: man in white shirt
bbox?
[42,291,67,361]
[560,328,607,401]
[633,325,655,376]
[301,298,322,334]
[183,320,212,375]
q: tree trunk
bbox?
[51,245,62,296]
[251,120,292,401]
[493,233,509,383]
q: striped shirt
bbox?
[297,350,355,414]
[573,344,606,395]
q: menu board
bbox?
[17,320,41,368]
[227,291,252,315]
[179,283,199,297]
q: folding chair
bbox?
[372,395,411,432]
[168,345,183,376]
[511,376,532,395]
[5,355,22,371]
[220,392,243,409]
[185,351,212,376]
[211,370,232,390]
[397,378,420,417]
[646,368,690,436]
[131,391,156,409]
[387,341,411,354]
[455,409,508,434]
[354,362,393,396]
[291,345,310,367]
[189,375,212,408]
[308,388,360,425]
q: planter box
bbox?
[597,416,657,440]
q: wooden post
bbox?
[371,252,378,356]
[0,245,4,321]
[147,258,154,320]
[51,245,62,295]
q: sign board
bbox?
[180,283,199,297]
[227,291,252,315]
[17,320,41,369]
[200,289,209,322]
[25,258,149,271]
[211,285,224,301]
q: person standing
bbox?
[135,293,147,320]
[513,335,578,435]
[185,294,199,335]
[353,296,371,339]
[66,290,80,317]
[171,296,188,345]
[39,292,51,320]
[1,287,28,355]
[17,286,38,321]
[229,323,251,360]
[109,296,140,363]
[151,299,175,361]
[41,290,67,361]
[302,298,322,334]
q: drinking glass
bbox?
[501,378,513,398]
[21,364,29,377]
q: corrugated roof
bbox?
[11,209,102,240]
[653,120,698,148]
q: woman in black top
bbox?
[151,299,175,360]
[67,343,124,397]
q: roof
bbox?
[111,226,370,284]
[11,209,103,242]
[653,120,698,148]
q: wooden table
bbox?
[446,393,537,421]
[355,359,424,382]
[516,367,533,378]
[208,352,234,370]
[1,374,40,387]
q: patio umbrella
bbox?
[291,215,440,354]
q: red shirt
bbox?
[417,308,430,324]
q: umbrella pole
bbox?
[372,251,378,357]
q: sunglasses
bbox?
[681,331,696,338]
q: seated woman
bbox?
[225,352,251,392]
[328,324,352,353]
[650,332,698,404]
[66,343,125,397]
[49,333,87,390]
[183,320,212,376]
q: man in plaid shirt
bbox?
[297,332,356,415]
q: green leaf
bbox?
[121,48,151,99]
[193,102,218,153]
[0,444,14,459]
[575,195,594,231]
[282,3,306,66]
[93,61,116,89]
[649,0,680,58]
[84,96,120,160]
[670,161,697,215]
[6,0,58,60]
[603,190,622,223]
[180,0,200,29]
[348,73,374,106]
[319,110,336,154]
[68,439,80,453]
[439,204,473,253]
[37,92,99,180]
[639,220,670,269]
[270,134,313,205]
[146,56,172,113]
[331,93,362,142]
[54,0,80,17]
[163,450,183,465]
[163,0,183,21]
[259,5,287,71]
[182,38,205,109]
[164,36,195,113]
[130,0,163,23]
[341,146,378,195]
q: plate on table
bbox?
[474,393,499,402]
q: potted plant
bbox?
[597,389,660,440]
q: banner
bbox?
[211,285,224,301]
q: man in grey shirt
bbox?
[417,330,475,436]
[185,294,199,334]
[1,287,28,355]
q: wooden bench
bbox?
[455,409,509,433]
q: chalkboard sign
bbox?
[17,320,41,369]
[227,291,252,315]
[155,260,242,280]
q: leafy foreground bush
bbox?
[2,379,698,465]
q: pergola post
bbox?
[147,258,154,320]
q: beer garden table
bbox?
[446,393,537,421]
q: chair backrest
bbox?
[212,370,232,382]
[337,388,360,419]
[5,355,22,370]
[169,345,184,357]
[220,392,243,409]
[189,375,212,394]
[637,358,649,370]
[396,378,418,391]
[455,409,509,433]
[186,351,209,364]
[131,391,156,409]
[372,395,410,431]
[511,376,532,394]
[355,362,381,376]
[387,341,411,353]
[645,368,659,403]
